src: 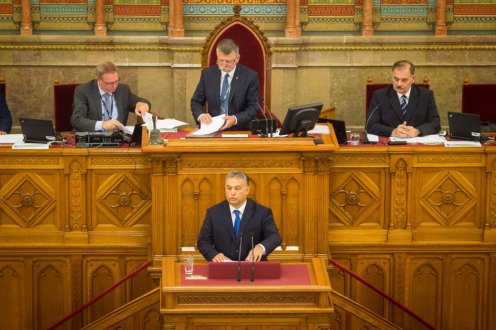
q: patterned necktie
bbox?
[233,209,241,239]
[103,93,111,120]
[220,74,230,115]
[400,95,408,118]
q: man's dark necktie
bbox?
[103,93,111,121]
[400,95,408,119]
[233,209,241,239]
[220,74,230,115]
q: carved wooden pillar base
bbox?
[435,25,448,36]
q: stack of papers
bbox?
[142,113,189,132]
[12,142,49,149]
[443,140,481,147]
[389,135,446,144]
[190,115,225,136]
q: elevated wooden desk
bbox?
[161,257,333,329]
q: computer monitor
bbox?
[279,102,323,137]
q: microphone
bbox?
[237,236,243,282]
[256,96,269,137]
[364,104,380,144]
[250,235,255,282]
[260,96,274,138]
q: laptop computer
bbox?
[447,112,484,142]
[318,118,347,144]
[19,118,60,143]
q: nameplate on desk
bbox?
[208,261,281,279]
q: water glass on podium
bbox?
[184,256,194,275]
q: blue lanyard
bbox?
[101,93,114,119]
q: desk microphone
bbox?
[364,104,380,144]
[237,235,243,282]
[256,96,269,138]
[250,235,255,282]
[260,96,274,138]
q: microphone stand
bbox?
[237,236,243,282]
[262,98,274,138]
[364,104,380,144]
[250,236,255,282]
[257,97,269,138]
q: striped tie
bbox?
[400,95,408,118]
[220,74,230,115]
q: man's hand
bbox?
[220,116,236,130]
[212,253,230,262]
[198,113,213,125]
[0,131,7,135]
[245,245,264,262]
[391,121,419,138]
[102,119,123,131]
[134,102,150,116]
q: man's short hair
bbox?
[225,170,249,186]
[393,60,415,75]
[95,62,119,79]
[217,39,239,56]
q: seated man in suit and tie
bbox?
[366,60,441,137]
[0,89,12,135]
[197,170,281,262]
[71,61,151,132]
[190,38,260,131]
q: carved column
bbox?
[362,0,374,36]
[435,0,448,35]
[20,0,32,35]
[94,0,107,36]
[169,0,184,37]
[285,0,301,37]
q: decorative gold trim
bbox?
[273,45,496,52]
[0,45,201,52]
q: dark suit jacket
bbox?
[71,80,151,132]
[197,199,281,262]
[0,90,12,133]
[366,84,441,136]
[190,64,260,131]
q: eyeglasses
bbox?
[217,57,237,66]
[100,78,120,87]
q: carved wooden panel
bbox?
[84,258,123,323]
[0,259,25,329]
[446,255,487,330]
[329,170,385,228]
[355,257,392,318]
[405,256,443,329]
[33,259,71,330]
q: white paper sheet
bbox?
[390,135,446,144]
[12,142,49,149]
[0,134,24,144]
[191,115,225,136]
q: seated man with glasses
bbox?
[71,61,151,132]
[190,38,260,131]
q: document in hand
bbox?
[190,115,226,136]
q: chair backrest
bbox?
[54,80,79,132]
[462,80,496,122]
[366,76,430,113]
[201,5,281,127]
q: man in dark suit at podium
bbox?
[197,170,281,262]
[190,38,260,131]
[366,60,440,137]
[0,89,12,135]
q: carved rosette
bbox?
[69,160,83,231]
[421,171,476,225]
[97,174,151,227]
[393,158,408,229]
[162,157,178,175]
[0,174,55,228]
[331,172,380,226]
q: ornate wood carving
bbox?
[177,293,317,305]
[392,158,408,229]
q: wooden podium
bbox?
[160,257,333,329]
